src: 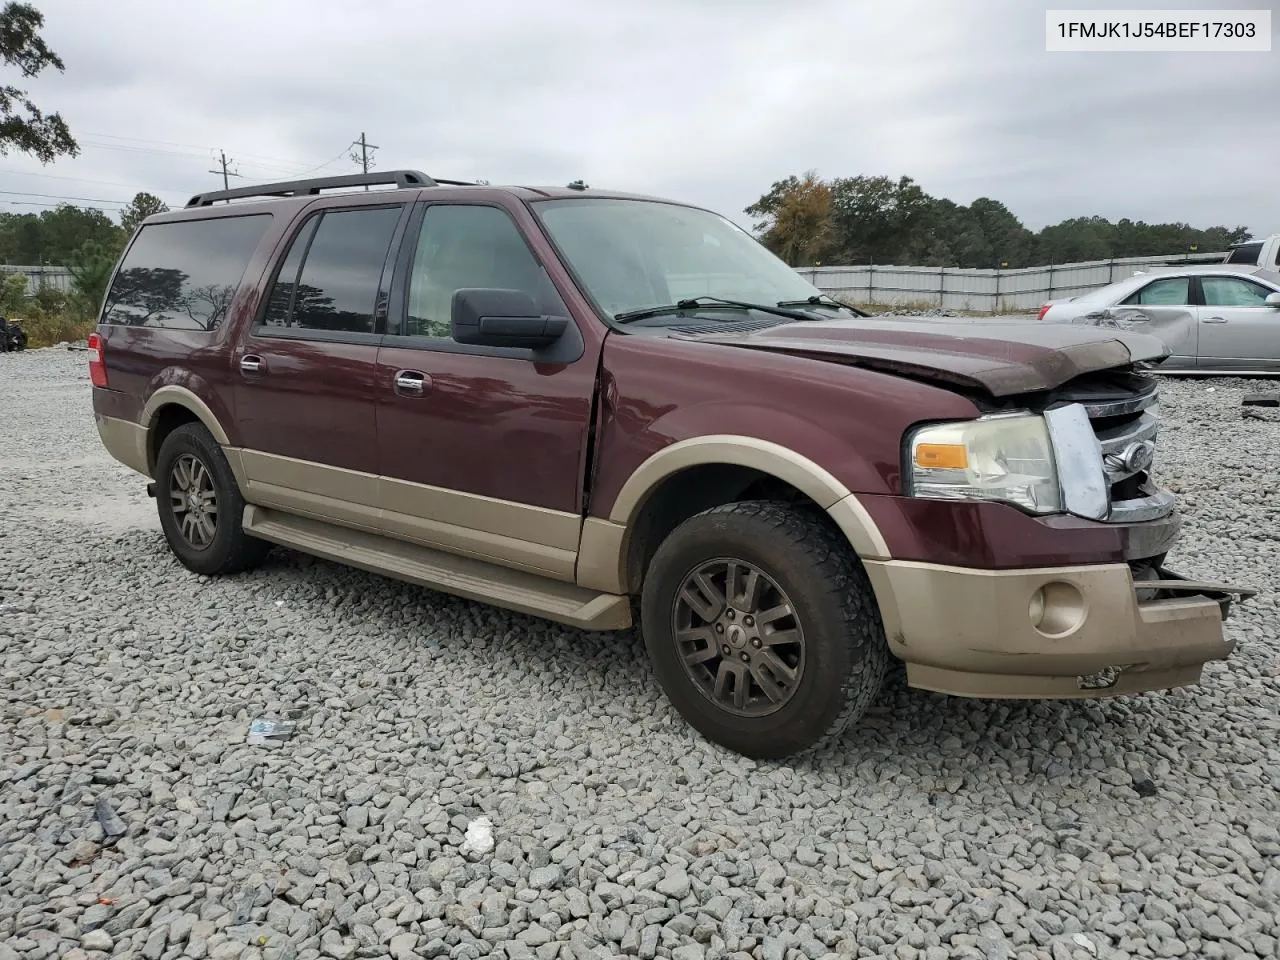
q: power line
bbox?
[79,139,320,174]
[81,132,334,172]
[78,140,213,162]
[0,167,188,196]
[1,199,126,210]
[0,189,130,206]
[239,147,349,184]
[82,131,217,152]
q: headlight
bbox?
[906,413,1061,514]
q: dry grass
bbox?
[17,314,96,349]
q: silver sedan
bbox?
[1037,264,1280,374]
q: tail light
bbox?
[1036,304,1051,321]
[87,332,108,387]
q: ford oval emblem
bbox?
[1106,440,1155,474]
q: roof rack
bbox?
[184,170,439,208]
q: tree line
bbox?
[0,193,169,317]
[744,172,1251,269]
[0,194,167,265]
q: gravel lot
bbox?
[2,348,1278,960]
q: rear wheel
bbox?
[640,500,888,759]
[155,423,271,575]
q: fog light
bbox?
[1030,581,1087,638]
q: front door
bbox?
[1195,274,1280,372]
[232,202,407,524]
[1110,274,1197,370]
[374,201,602,581]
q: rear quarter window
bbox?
[1225,242,1262,265]
[101,214,272,329]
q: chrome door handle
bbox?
[240,355,264,374]
[1202,316,1228,324]
[393,370,429,395]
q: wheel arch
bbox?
[577,435,891,595]
[141,386,232,475]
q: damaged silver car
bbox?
[1037,264,1280,375]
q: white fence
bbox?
[1,264,74,296]
[3,251,1229,312]
[793,252,1227,313]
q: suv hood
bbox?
[671,314,1170,396]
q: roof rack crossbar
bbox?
[185,170,439,208]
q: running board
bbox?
[242,505,632,631]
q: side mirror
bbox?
[450,289,568,349]
[1265,292,1280,308]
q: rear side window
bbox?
[1123,277,1190,306]
[1201,276,1273,307]
[260,207,401,335]
[1226,242,1262,265]
[101,215,271,329]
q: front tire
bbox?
[155,422,270,576]
[640,500,888,759]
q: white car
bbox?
[1037,264,1280,375]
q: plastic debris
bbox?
[460,816,495,856]
[247,717,297,745]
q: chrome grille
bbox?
[1075,378,1175,523]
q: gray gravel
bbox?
[2,348,1278,960]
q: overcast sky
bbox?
[4,0,1277,240]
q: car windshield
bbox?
[533,197,835,320]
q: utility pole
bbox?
[349,133,379,189]
[208,150,242,202]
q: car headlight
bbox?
[906,412,1061,514]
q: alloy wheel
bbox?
[672,558,805,717]
[169,453,218,548]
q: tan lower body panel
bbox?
[95,415,150,477]
[234,448,579,581]
[865,559,1233,699]
[243,505,631,631]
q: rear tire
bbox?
[155,423,271,576]
[640,500,888,759]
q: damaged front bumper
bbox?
[862,559,1256,700]
[1132,566,1254,621]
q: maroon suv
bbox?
[89,170,1251,758]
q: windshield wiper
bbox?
[613,296,822,325]
[776,294,850,310]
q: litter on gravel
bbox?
[246,716,297,745]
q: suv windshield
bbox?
[534,197,837,321]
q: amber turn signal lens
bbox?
[914,443,968,470]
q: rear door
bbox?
[1195,274,1280,372]
[232,201,410,526]
[1110,274,1198,370]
